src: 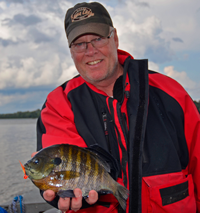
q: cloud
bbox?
[189,87,200,101]
[2,14,42,27]
[145,43,173,63]
[136,2,150,8]
[111,3,174,63]
[163,66,200,100]
[13,14,42,26]
[0,0,199,112]
[28,28,53,43]
[148,61,159,72]
[0,92,28,107]
[164,66,196,90]
[0,0,198,87]
[0,38,17,46]
[0,90,50,113]
[0,54,75,90]
[5,0,24,3]
[0,0,75,92]
[172,37,183,43]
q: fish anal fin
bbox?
[98,189,113,196]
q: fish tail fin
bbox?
[114,183,129,210]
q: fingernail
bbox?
[76,191,81,198]
[90,193,95,198]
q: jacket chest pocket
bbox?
[142,173,196,213]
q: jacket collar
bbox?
[118,49,134,65]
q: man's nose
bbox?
[85,42,97,55]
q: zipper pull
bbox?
[125,91,130,99]
[102,112,108,136]
[102,110,111,153]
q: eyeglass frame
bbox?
[70,29,115,53]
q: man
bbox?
[36,2,200,213]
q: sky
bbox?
[0,0,200,113]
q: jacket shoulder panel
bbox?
[143,85,189,176]
[148,71,191,110]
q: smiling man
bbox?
[70,28,123,97]
[36,2,200,213]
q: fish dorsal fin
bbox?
[86,145,120,180]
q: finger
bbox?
[71,188,82,212]
[43,190,56,202]
[31,152,38,158]
[85,190,98,205]
[58,197,71,212]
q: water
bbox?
[0,119,37,204]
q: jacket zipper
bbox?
[121,112,129,151]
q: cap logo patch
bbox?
[71,7,94,22]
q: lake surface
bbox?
[0,119,37,204]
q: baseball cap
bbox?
[64,2,113,47]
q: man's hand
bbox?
[31,152,98,212]
[44,189,98,212]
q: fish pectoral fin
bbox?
[57,190,75,198]
[53,171,80,180]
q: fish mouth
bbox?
[25,168,33,174]
[24,164,34,175]
[19,161,29,179]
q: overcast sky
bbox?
[0,0,200,113]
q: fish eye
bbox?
[54,157,62,166]
[33,159,40,165]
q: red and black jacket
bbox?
[37,49,200,213]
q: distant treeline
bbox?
[0,101,200,119]
[0,109,41,119]
[194,100,200,113]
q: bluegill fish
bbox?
[21,144,129,210]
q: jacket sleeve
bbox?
[36,85,89,209]
[163,83,200,212]
[36,85,87,151]
[183,95,200,212]
[149,72,200,212]
[36,86,120,211]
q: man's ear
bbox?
[70,49,74,59]
[113,28,119,49]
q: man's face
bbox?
[70,29,120,86]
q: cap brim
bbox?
[68,23,110,47]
